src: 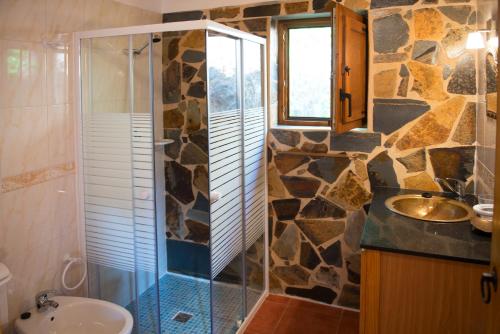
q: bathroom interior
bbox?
[0,0,500,333]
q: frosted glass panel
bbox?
[208,32,244,334]
[80,34,160,334]
[243,40,265,315]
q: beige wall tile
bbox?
[83,0,161,31]
[0,174,79,325]
[0,106,49,178]
[0,0,46,42]
[45,43,71,106]
[45,0,85,39]
[0,179,55,323]
[48,104,74,165]
[0,2,160,331]
[0,40,46,108]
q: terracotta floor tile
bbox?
[245,300,288,334]
[338,310,360,334]
[274,312,341,334]
[287,298,343,318]
[267,294,292,305]
[274,299,342,334]
[245,295,355,334]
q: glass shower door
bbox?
[79,26,266,334]
[207,32,245,333]
[80,33,161,334]
[242,39,266,315]
[207,33,267,334]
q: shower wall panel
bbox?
[242,40,266,313]
[81,34,162,334]
[161,30,210,277]
[207,33,267,332]
[79,22,266,334]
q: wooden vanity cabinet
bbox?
[360,250,489,334]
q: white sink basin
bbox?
[15,296,133,334]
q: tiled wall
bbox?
[0,1,160,331]
[163,0,479,309]
[476,0,497,197]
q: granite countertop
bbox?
[360,187,492,265]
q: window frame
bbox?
[277,17,333,127]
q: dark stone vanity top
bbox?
[360,187,492,265]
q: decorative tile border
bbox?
[1,162,75,193]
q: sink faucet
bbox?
[435,178,467,200]
[36,290,59,312]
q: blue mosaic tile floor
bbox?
[127,273,261,334]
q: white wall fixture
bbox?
[61,255,87,291]
[466,31,486,49]
[488,36,499,51]
[14,296,133,334]
[0,263,12,328]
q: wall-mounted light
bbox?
[466,29,497,50]
[466,31,486,49]
[487,36,499,51]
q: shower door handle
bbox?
[210,191,221,204]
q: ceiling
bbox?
[115,0,267,14]
[162,0,267,13]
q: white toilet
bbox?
[0,263,12,332]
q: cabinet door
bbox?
[334,4,367,133]
[361,250,489,334]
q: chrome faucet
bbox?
[36,290,59,312]
[435,178,467,200]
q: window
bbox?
[278,17,332,127]
[276,6,368,132]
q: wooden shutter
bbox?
[333,4,367,133]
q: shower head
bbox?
[122,34,162,56]
[152,34,161,43]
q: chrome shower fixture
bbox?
[122,33,161,56]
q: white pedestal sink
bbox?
[15,296,133,334]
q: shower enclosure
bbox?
[75,21,267,334]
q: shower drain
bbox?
[172,311,193,323]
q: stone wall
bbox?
[163,0,478,308]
